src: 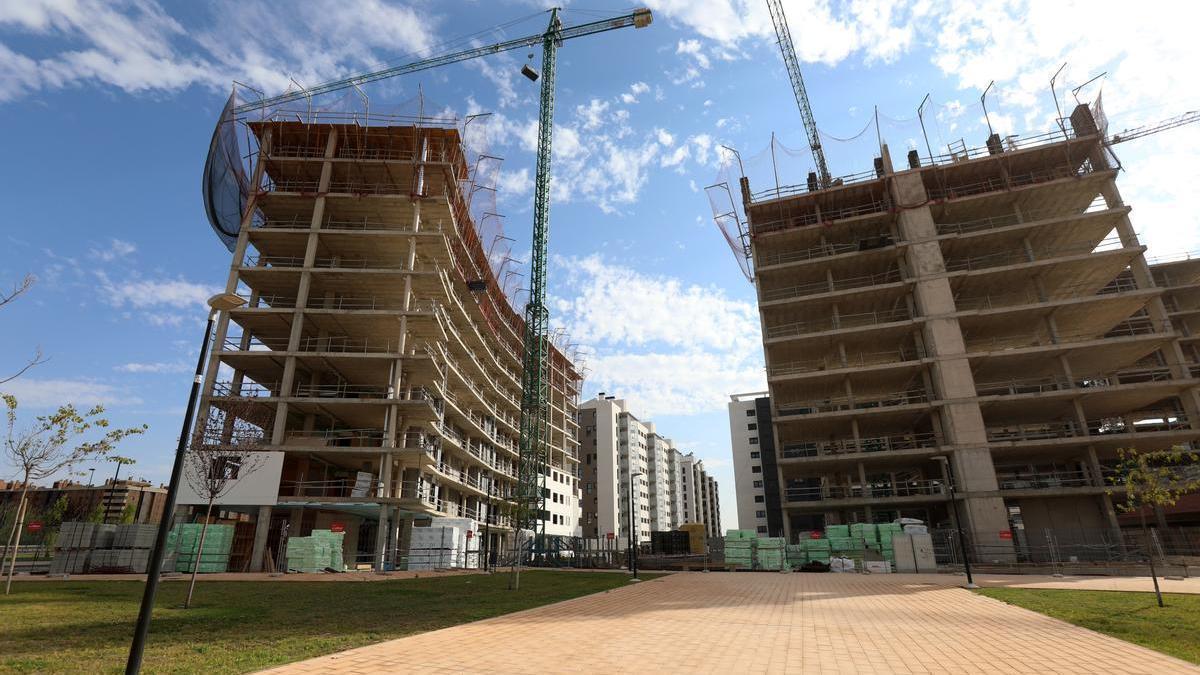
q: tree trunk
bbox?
[185,500,214,609]
[1141,507,1164,607]
[4,480,31,595]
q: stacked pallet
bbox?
[173,524,235,573]
[309,529,346,571]
[49,522,111,575]
[801,537,831,564]
[756,537,786,571]
[408,526,462,570]
[723,530,755,569]
[878,522,902,563]
[113,523,158,549]
[285,535,333,573]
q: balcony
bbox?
[986,413,1193,443]
[943,236,1126,274]
[764,307,914,340]
[996,469,1097,491]
[779,432,940,460]
[757,234,897,268]
[760,268,904,303]
[776,387,930,418]
[768,346,923,378]
[927,157,1095,202]
[242,254,415,272]
[784,478,947,503]
[224,335,403,354]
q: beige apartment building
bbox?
[197,112,582,571]
[742,102,1200,553]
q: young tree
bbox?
[1,274,48,385]
[181,402,268,608]
[2,395,146,593]
[1107,446,1200,607]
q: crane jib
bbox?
[230,9,650,116]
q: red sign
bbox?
[999,530,1013,540]
[606,532,615,541]
[27,521,43,533]
[330,522,345,533]
[809,531,822,539]
[466,530,474,539]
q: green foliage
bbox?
[118,501,137,525]
[1107,446,1200,512]
[84,503,105,524]
[2,395,147,484]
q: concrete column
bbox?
[892,169,1013,557]
[249,505,273,572]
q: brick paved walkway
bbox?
[262,572,1198,674]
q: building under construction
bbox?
[737,102,1200,554]
[194,107,582,572]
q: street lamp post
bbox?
[931,455,976,588]
[629,470,644,580]
[126,293,245,674]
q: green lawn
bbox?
[1,571,657,674]
[976,588,1200,665]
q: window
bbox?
[753,480,763,488]
[751,466,762,473]
[757,526,768,533]
[750,451,760,459]
[756,510,766,518]
[747,423,757,431]
[746,409,755,417]
[748,437,758,444]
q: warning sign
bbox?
[606,532,615,540]
[27,521,43,533]
[330,522,345,533]
[999,530,1013,540]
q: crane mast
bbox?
[765,0,831,188]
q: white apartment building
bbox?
[579,394,720,546]
[728,392,782,536]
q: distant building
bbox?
[728,392,783,536]
[578,394,720,546]
[0,479,168,525]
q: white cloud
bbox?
[0,378,141,408]
[114,361,190,374]
[576,98,609,130]
[619,81,651,104]
[553,254,764,417]
[90,239,137,262]
[647,0,918,65]
[0,0,441,103]
[96,272,217,311]
[655,128,675,146]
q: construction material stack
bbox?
[90,524,159,573]
[284,534,333,573]
[878,522,902,563]
[724,529,756,569]
[172,524,235,574]
[756,537,786,571]
[49,522,112,575]
[408,525,463,570]
[799,536,832,566]
[310,529,346,571]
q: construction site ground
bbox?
[263,572,1199,674]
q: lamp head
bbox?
[207,293,247,312]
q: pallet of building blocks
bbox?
[824,524,850,539]
[92,524,118,549]
[408,526,462,570]
[173,524,234,573]
[114,523,158,549]
[56,522,96,550]
[757,547,785,571]
[725,529,756,540]
[849,523,878,545]
[48,549,90,575]
[310,529,346,570]
[284,536,333,573]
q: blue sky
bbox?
[2,0,1198,530]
